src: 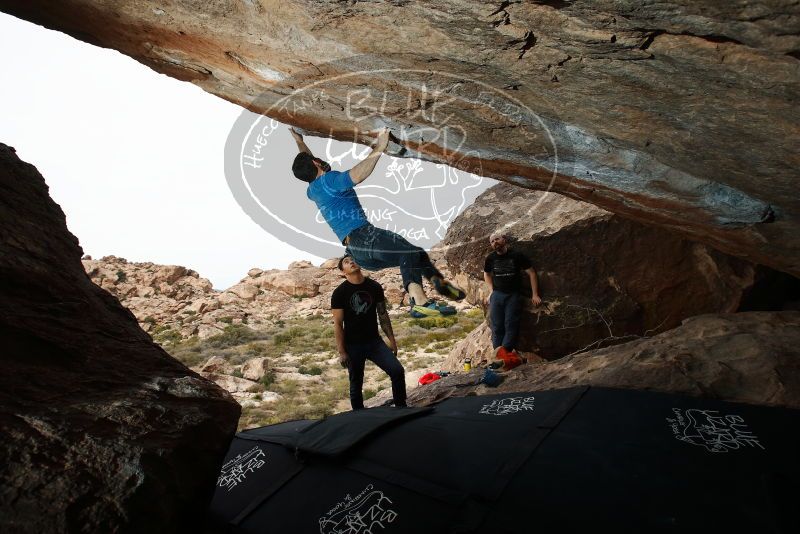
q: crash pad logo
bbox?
[319,484,398,534]
[224,55,559,259]
[479,396,535,416]
[216,446,267,491]
[666,408,765,453]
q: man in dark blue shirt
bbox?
[484,232,542,370]
[291,127,466,318]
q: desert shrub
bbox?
[232,368,244,378]
[116,270,127,283]
[260,369,276,388]
[246,383,264,393]
[152,325,181,347]
[272,379,299,395]
[363,388,377,400]
[208,325,257,349]
[412,315,458,329]
[170,349,205,368]
[245,342,267,356]
[273,326,304,346]
[298,365,323,376]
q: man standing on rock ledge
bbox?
[332,255,406,410]
[290,126,466,318]
[484,232,542,370]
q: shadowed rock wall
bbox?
[443,183,761,357]
[0,144,240,532]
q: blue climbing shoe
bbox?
[432,277,466,301]
[409,298,457,318]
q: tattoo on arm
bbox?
[376,302,394,339]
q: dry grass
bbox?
[161,308,485,430]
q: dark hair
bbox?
[337,254,352,271]
[292,152,317,183]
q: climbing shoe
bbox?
[409,298,457,318]
[495,347,523,371]
[432,277,466,301]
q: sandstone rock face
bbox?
[499,311,800,408]
[443,183,762,357]
[2,0,797,275]
[241,357,270,381]
[390,312,800,410]
[0,144,240,532]
[444,322,543,372]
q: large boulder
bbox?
[0,144,240,532]
[392,311,800,410]
[443,183,762,358]
[2,1,797,274]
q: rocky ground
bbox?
[82,251,469,340]
[83,254,483,430]
[370,311,800,410]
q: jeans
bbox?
[345,224,442,291]
[489,290,521,351]
[346,338,407,410]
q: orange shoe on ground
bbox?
[495,347,523,371]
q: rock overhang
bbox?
[1,0,798,274]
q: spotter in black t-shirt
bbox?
[330,277,385,344]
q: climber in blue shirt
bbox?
[290,126,466,317]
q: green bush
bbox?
[272,379,299,395]
[246,343,267,356]
[298,365,323,376]
[412,315,458,329]
[208,325,257,349]
[232,368,244,378]
[363,388,377,400]
[116,270,127,283]
[273,326,305,346]
[260,369,276,388]
[152,325,181,346]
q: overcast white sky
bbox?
[0,12,493,289]
[0,12,330,289]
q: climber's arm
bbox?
[348,128,390,185]
[290,127,313,155]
